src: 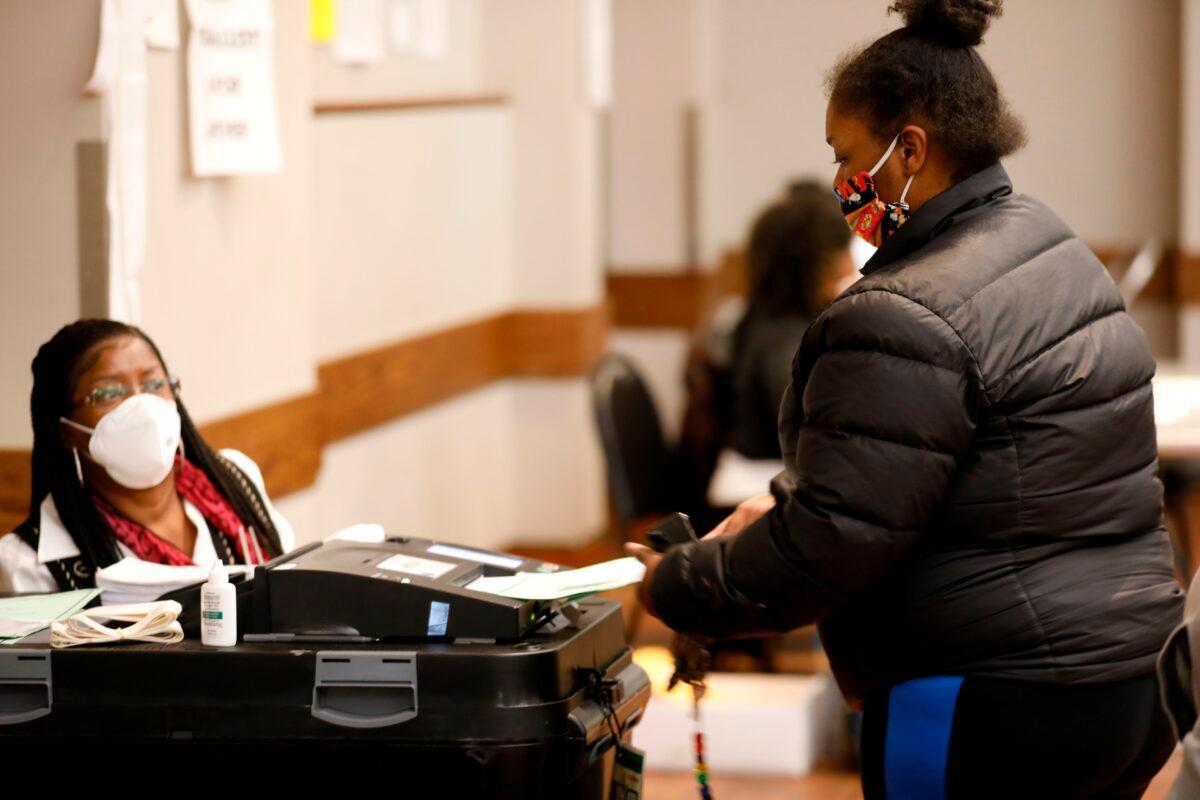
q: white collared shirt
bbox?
[0,449,295,594]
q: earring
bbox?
[73,447,84,486]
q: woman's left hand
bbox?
[625,543,662,618]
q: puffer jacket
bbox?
[651,163,1184,706]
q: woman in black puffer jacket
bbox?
[630,1,1184,797]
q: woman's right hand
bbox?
[703,492,776,540]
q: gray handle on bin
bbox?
[0,649,52,726]
[311,650,418,729]
[569,661,651,760]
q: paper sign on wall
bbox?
[581,0,611,108]
[387,0,417,54]
[146,0,180,49]
[311,0,335,43]
[333,0,386,64]
[85,0,153,323]
[416,0,447,59]
[184,0,283,176]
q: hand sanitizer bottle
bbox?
[200,561,237,647]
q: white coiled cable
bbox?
[50,601,185,648]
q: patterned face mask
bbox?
[833,134,916,247]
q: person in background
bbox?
[0,319,294,593]
[678,182,857,521]
[633,0,1183,796]
[730,180,858,459]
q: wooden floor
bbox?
[643,750,1181,799]
[644,768,863,799]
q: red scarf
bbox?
[92,457,267,566]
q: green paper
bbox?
[0,588,102,644]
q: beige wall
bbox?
[693,0,1181,264]
[282,384,519,550]
[987,0,1180,246]
[480,0,608,543]
[482,0,605,308]
[1182,0,1200,368]
[312,106,515,358]
[0,2,103,446]
[0,0,607,550]
[299,0,609,546]
[608,0,696,269]
[301,0,608,547]
[139,1,317,424]
[508,381,606,543]
[1187,0,1200,252]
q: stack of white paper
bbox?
[465,557,645,601]
[95,558,249,605]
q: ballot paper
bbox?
[0,589,103,645]
[465,557,645,601]
[95,558,249,605]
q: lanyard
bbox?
[692,680,713,799]
[671,634,715,799]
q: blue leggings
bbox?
[859,673,1173,800]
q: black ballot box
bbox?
[0,598,649,798]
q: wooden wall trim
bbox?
[1090,245,1176,301]
[503,306,610,377]
[607,254,743,329]
[318,316,507,444]
[199,394,323,499]
[318,306,609,443]
[314,93,508,115]
[1176,250,1200,304]
[607,271,712,328]
[0,449,30,534]
[609,244,1186,330]
[0,304,608,524]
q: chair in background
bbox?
[590,353,679,642]
[590,353,678,544]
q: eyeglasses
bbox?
[74,376,181,409]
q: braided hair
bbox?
[20,319,284,574]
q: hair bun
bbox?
[889,0,1003,47]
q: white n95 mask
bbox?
[61,394,182,489]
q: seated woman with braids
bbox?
[0,320,294,593]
